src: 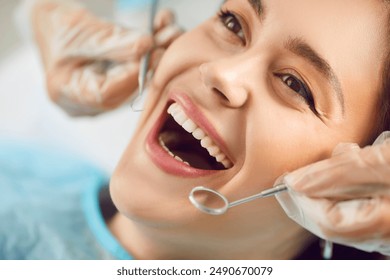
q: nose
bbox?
[199,57,251,108]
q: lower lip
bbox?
[146,105,218,178]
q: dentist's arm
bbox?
[28,0,181,116]
[276,131,390,256]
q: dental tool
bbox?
[189,184,334,259]
[131,0,159,112]
[189,184,288,215]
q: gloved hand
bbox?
[29,0,182,115]
[275,131,390,256]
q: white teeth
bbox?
[172,110,187,125]
[182,119,197,133]
[192,128,206,140]
[222,159,233,169]
[216,153,226,162]
[159,136,190,165]
[167,103,179,114]
[200,136,212,148]
[166,102,233,169]
[207,146,220,157]
[174,155,184,162]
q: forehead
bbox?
[268,1,387,70]
[251,0,387,46]
[247,0,388,108]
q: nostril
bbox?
[213,86,249,108]
[213,88,229,102]
[199,62,249,108]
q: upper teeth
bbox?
[166,103,233,169]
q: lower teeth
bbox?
[159,136,190,166]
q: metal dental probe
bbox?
[131,0,159,112]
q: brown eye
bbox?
[283,76,303,93]
[224,15,242,34]
[219,10,245,42]
[278,74,316,111]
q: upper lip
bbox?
[168,91,234,165]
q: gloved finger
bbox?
[154,9,176,32]
[288,142,362,190]
[135,48,166,94]
[332,142,360,156]
[149,47,166,72]
[277,134,390,256]
[276,187,390,255]
[284,141,390,198]
[283,152,359,193]
[34,2,154,64]
[373,131,390,145]
[48,60,139,113]
[319,197,390,239]
[153,9,183,48]
[285,158,390,199]
[67,24,154,62]
[130,47,165,88]
[154,24,183,48]
[277,188,381,240]
[316,197,390,256]
[285,141,371,193]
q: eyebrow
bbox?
[285,38,345,114]
[244,0,344,114]
[247,0,264,16]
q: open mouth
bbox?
[157,102,233,171]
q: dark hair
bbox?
[373,7,390,143]
[377,53,390,138]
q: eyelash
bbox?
[218,9,317,114]
[276,73,317,112]
[218,9,246,44]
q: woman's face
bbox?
[111,0,388,257]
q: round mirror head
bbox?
[189,186,229,215]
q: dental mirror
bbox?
[189,184,334,259]
[189,184,288,215]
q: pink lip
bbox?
[146,91,232,178]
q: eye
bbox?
[278,74,317,111]
[218,9,245,43]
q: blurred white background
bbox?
[0,0,221,173]
[0,1,20,60]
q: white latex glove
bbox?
[276,131,390,256]
[28,0,182,115]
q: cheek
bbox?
[152,24,221,92]
[244,110,338,187]
[152,33,201,90]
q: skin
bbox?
[108,0,388,259]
